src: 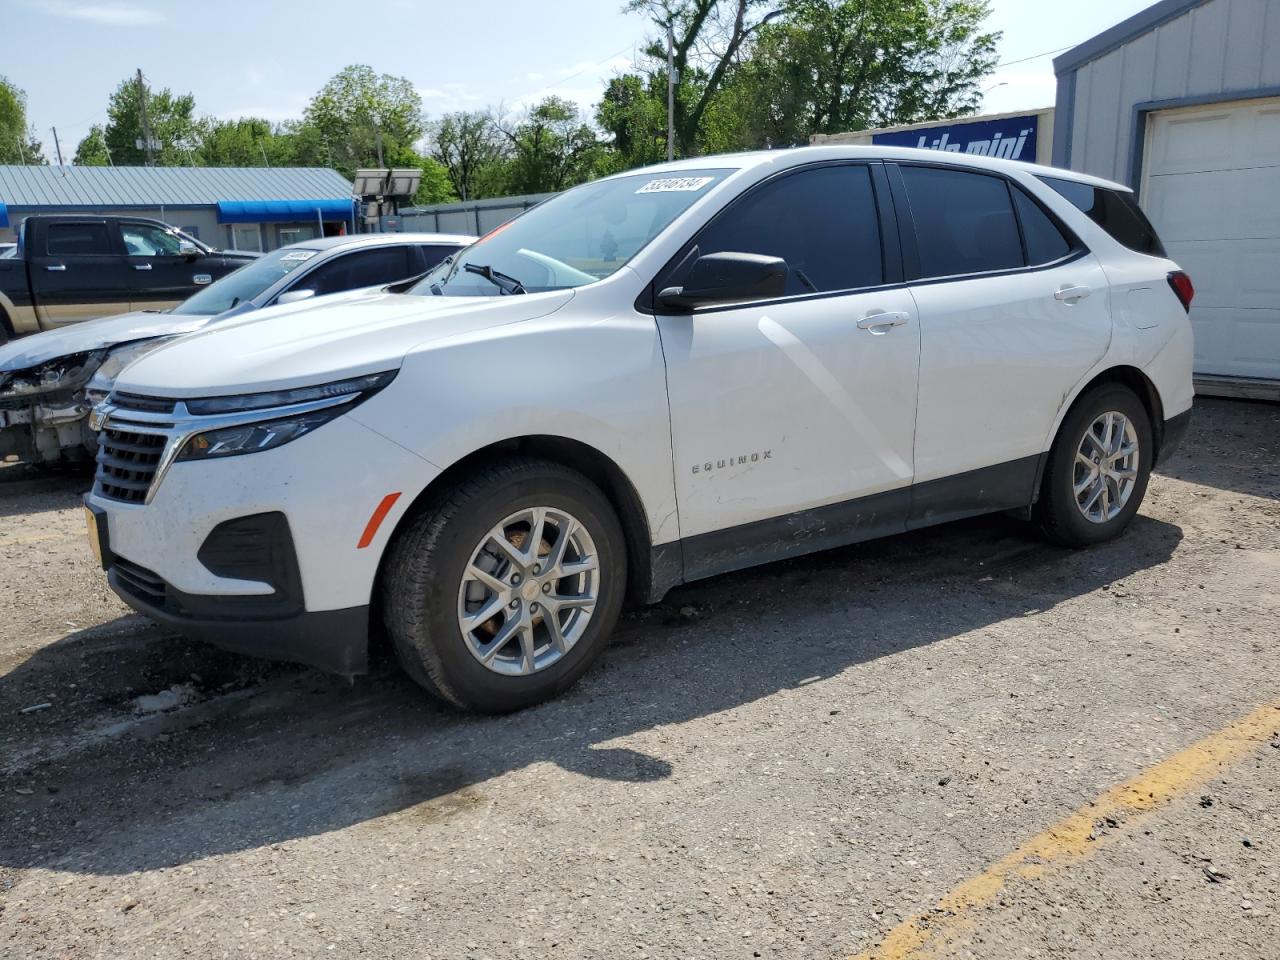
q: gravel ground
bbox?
[1,397,1277,960]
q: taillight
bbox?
[1167,271,1194,312]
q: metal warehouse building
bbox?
[1054,0,1280,393]
[0,165,357,253]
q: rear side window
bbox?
[899,166,1023,278]
[1012,187,1073,265]
[46,222,114,256]
[1038,176,1166,257]
[681,164,884,296]
[297,247,416,296]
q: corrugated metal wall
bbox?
[1065,0,1280,183]
[399,194,552,236]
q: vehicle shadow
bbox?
[0,467,92,519]
[0,509,1183,876]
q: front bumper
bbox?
[85,413,438,675]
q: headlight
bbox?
[174,371,396,462]
[177,408,345,461]
[91,338,176,389]
[0,352,102,400]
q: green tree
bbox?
[411,157,457,204]
[428,111,510,200]
[734,0,999,146]
[302,65,424,179]
[0,76,45,163]
[626,0,786,156]
[596,73,669,169]
[196,117,300,166]
[496,97,607,194]
[74,75,201,166]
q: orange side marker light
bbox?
[358,492,402,549]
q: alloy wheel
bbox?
[456,506,600,676]
[1073,411,1140,524]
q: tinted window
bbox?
[173,247,318,316]
[1038,176,1166,257]
[1012,187,1072,265]
[419,244,459,271]
[297,247,415,296]
[679,164,883,296]
[46,222,113,256]
[900,166,1023,278]
[121,222,182,256]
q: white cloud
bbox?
[36,0,165,25]
[418,84,484,114]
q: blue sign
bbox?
[872,113,1041,163]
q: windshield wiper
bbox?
[464,262,527,295]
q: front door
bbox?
[653,163,920,579]
[28,219,131,327]
[120,221,204,311]
[891,163,1114,526]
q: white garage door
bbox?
[1141,96,1280,380]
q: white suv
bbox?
[85,146,1194,712]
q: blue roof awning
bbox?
[0,202,8,229]
[217,198,353,224]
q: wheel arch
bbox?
[374,434,665,615]
[1035,364,1168,503]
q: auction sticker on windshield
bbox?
[636,176,716,194]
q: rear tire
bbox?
[382,457,627,713]
[1035,384,1153,547]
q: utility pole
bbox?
[50,126,64,167]
[136,68,156,166]
[375,129,384,167]
[666,23,675,162]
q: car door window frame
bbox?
[885,161,1087,286]
[639,160,904,314]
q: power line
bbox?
[994,44,1074,69]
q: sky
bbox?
[2,0,1161,161]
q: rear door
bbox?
[28,220,131,327]
[891,163,1113,526]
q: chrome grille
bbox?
[95,425,168,503]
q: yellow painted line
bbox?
[851,698,1280,960]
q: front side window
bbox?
[294,247,416,296]
[1038,176,1166,257]
[46,221,114,256]
[668,164,884,296]
[171,247,318,316]
[410,168,730,297]
[121,222,183,256]
[900,166,1024,278]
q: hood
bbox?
[0,310,214,373]
[115,290,576,397]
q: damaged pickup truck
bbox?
[0,232,472,464]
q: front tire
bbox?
[1035,384,1153,547]
[382,458,627,712]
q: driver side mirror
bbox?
[178,239,200,260]
[275,288,316,306]
[657,252,787,312]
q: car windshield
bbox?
[409,168,729,297]
[171,247,319,315]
